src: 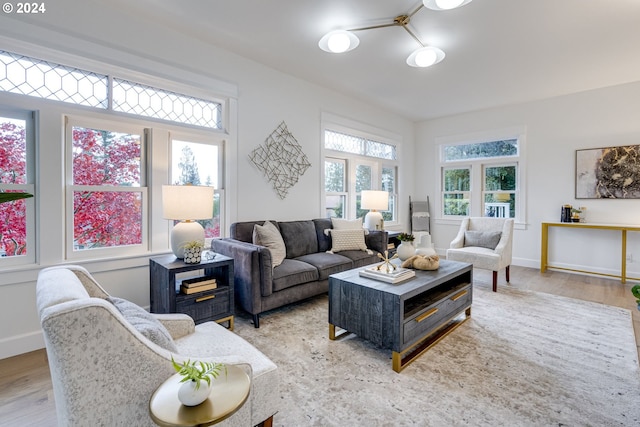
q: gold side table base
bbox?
[215,315,234,331]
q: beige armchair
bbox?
[36,265,278,427]
[446,217,514,292]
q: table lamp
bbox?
[162,185,214,259]
[361,190,389,230]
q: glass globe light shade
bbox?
[423,0,473,11]
[319,30,360,53]
[406,46,445,68]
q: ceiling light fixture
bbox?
[318,0,473,68]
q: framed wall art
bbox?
[576,144,640,199]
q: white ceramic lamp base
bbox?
[364,210,384,230]
[171,221,205,259]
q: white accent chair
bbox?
[446,217,514,292]
[36,265,278,427]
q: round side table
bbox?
[150,364,250,427]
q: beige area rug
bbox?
[234,286,640,426]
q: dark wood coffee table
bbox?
[328,259,473,372]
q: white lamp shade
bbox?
[423,0,473,11]
[361,190,389,211]
[162,185,214,259]
[361,190,389,230]
[319,30,360,53]
[162,185,214,220]
[407,46,445,68]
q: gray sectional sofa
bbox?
[211,218,388,327]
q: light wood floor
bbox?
[0,265,638,426]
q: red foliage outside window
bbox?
[0,120,27,256]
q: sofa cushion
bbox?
[252,220,286,267]
[272,259,320,292]
[326,228,370,254]
[464,230,502,250]
[339,250,380,268]
[295,252,353,280]
[278,220,318,258]
[231,220,279,243]
[108,297,178,352]
[331,217,364,230]
[313,218,333,253]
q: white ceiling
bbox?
[7,0,640,122]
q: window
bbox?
[0,109,35,264]
[171,137,224,239]
[0,50,222,129]
[439,136,524,222]
[323,128,398,223]
[66,118,147,257]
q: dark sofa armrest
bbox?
[211,238,274,314]
[365,230,388,256]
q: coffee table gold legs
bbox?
[329,323,348,340]
[392,307,471,373]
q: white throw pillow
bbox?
[253,221,286,267]
[326,229,371,254]
[331,217,364,230]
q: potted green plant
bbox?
[0,192,33,204]
[396,233,416,261]
[182,240,204,264]
[632,285,640,311]
[171,357,226,406]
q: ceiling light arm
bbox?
[401,23,426,48]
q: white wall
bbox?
[0,16,414,359]
[416,81,640,277]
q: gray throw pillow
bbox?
[464,230,502,250]
[252,220,286,267]
[107,296,178,353]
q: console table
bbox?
[540,222,640,283]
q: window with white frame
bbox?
[170,136,224,239]
[1,48,229,262]
[440,138,522,221]
[323,128,398,223]
[65,117,147,257]
[0,109,35,265]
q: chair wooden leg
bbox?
[492,271,498,292]
[506,265,510,283]
[255,415,273,427]
[252,314,260,328]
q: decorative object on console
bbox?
[162,185,214,259]
[396,232,415,261]
[249,121,311,199]
[182,240,204,264]
[319,0,473,68]
[376,250,399,273]
[171,357,226,407]
[576,144,640,199]
[361,190,389,230]
[401,254,440,270]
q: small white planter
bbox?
[178,379,211,406]
[396,242,415,261]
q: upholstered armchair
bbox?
[36,265,278,427]
[446,217,514,292]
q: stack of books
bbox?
[180,277,217,294]
[359,265,415,284]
